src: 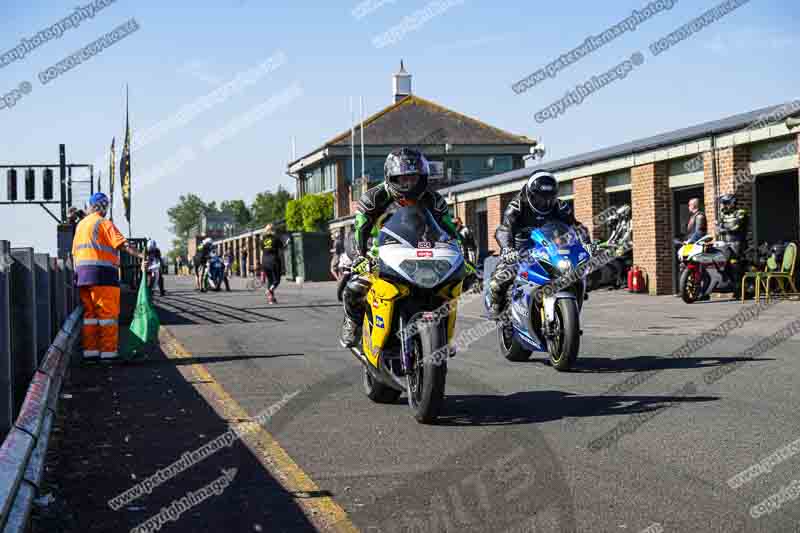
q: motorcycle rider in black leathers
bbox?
[339,148,461,348]
[487,171,586,316]
[716,193,749,282]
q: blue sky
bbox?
[1,0,797,255]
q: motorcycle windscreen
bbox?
[531,222,584,263]
[377,205,450,248]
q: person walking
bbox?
[261,224,285,303]
[72,193,146,361]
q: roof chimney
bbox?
[392,60,412,104]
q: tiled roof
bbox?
[289,95,535,167]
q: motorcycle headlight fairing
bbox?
[398,259,453,288]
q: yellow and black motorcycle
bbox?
[348,205,466,424]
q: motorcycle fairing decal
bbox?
[363,277,407,368]
[435,280,463,342]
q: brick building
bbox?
[287,62,537,239]
[187,212,237,261]
[442,101,800,295]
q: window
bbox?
[484,157,495,170]
[751,138,798,162]
[558,180,574,198]
[604,170,631,191]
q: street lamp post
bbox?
[444,143,452,183]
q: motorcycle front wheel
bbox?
[679,268,702,304]
[407,325,447,424]
[362,367,401,404]
[497,319,531,362]
[548,299,580,371]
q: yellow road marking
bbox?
[159,327,359,533]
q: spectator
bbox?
[686,198,707,243]
[224,250,234,278]
[330,228,345,281]
[67,206,86,228]
[454,217,477,264]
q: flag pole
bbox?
[125,84,131,238]
[350,97,355,193]
[360,96,365,188]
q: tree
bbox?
[220,199,252,228]
[167,238,187,262]
[167,194,215,241]
[252,186,292,227]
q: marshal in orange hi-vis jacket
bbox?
[72,193,142,360]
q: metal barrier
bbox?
[120,238,146,289]
[0,240,77,436]
[0,305,82,532]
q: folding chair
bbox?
[765,242,799,302]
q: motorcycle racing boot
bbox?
[339,315,361,348]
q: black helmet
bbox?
[525,171,559,214]
[384,148,429,201]
[718,194,736,210]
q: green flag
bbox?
[123,276,160,360]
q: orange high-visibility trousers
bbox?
[79,286,121,359]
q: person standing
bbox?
[454,217,477,264]
[72,193,146,361]
[685,198,707,243]
[261,224,285,303]
[146,239,166,297]
[716,194,749,279]
[330,228,345,281]
[193,237,213,291]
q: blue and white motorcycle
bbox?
[484,222,590,370]
[204,252,231,292]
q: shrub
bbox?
[285,199,303,231]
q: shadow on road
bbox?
[128,353,305,367]
[153,296,285,325]
[436,389,716,427]
[556,355,771,373]
[38,340,317,532]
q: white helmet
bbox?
[202,237,213,247]
[147,239,157,251]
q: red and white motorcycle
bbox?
[676,236,754,303]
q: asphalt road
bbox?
[152,275,800,533]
